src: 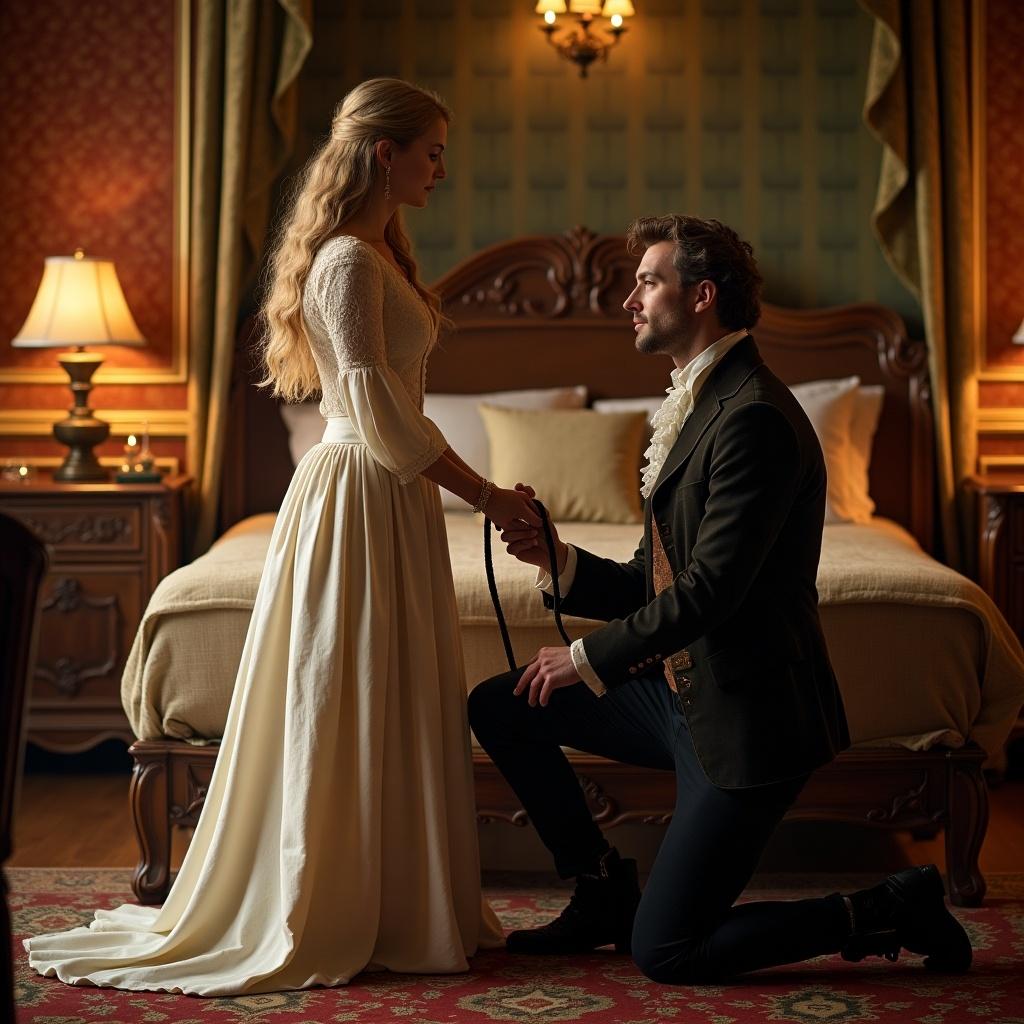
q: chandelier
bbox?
[535,1,636,78]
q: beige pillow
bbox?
[425,386,588,510]
[479,406,648,524]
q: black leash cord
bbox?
[484,499,571,673]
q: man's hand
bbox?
[514,646,581,707]
[501,483,569,575]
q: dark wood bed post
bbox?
[128,744,172,904]
[128,228,987,908]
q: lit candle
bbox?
[138,421,154,473]
[2,460,36,483]
[122,433,140,474]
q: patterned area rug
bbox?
[8,869,1024,1023]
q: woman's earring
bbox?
[384,165,391,201]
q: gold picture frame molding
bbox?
[978,455,1024,474]
[0,0,190,386]
[2,454,182,475]
[0,408,190,438]
[976,407,1024,436]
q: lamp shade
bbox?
[535,0,567,12]
[11,250,145,349]
[601,0,635,16]
[568,0,603,13]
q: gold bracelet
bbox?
[472,478,494,514]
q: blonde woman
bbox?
[24,78,534,996]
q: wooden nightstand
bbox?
[972,474,1024,645]
[971,474,1024,753]
[0,472,190,753]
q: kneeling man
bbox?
[469,215,970,983]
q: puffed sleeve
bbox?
[308,246,449,483]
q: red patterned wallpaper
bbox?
[0,0,177,383]
[0,0,1020,473]
[984,0,1024,370]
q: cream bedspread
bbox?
[123,513,1024,758]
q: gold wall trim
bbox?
[4,454,182,475]
[0,0,190,386]
[977,367,1024,383]
[979,455,1024,474]
[0,409,190,437]
[977,408,1024,434]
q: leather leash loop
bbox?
[484,499,570,672]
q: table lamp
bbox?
[11,250,146,481]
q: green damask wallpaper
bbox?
[291,0,917,325]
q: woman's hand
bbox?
[484,483,543,534]
[497,483,569,576]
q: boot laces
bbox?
[544,878,604,934]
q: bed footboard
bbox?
[128,740,988,907]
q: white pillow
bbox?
[847,385,884,522]
[592,396,665,426]
[279,402,327,466]
[790,376,861,524]
[278,387,588,505]
[594,381,883,524]
[425,386,587,509]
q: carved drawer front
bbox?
[32,569,143,705]
[11,502,143,556]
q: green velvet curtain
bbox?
[186,0,312,557]
[860,0,976,568]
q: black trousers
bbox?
[468,668,851,984]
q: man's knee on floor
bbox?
[632,934,721,986]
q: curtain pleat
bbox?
[860,0,976,569]
[186,0,312,557]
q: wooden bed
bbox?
[127,227,987,908]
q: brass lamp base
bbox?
[52,350,110,482]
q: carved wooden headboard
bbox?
[221,227,933,551]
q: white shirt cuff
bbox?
[571,638,607,697]
[534,543,578,596]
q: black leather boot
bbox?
[841,864,972,973]
[506,848,640,955]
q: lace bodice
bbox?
[303,235,436,415]
[299,235,448,484]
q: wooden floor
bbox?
[9,770,1024,875]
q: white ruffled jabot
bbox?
[638,329,750,500]
[640,368,693,499]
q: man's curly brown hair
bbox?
[626,215,763,331]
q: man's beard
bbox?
[635,316,692,355]
[635,326,667,354]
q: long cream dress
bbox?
[24,235,503,996]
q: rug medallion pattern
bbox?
[8,869,1024,1023]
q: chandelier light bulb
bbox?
[536,0,632,77]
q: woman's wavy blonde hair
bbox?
[260,78,451,402]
